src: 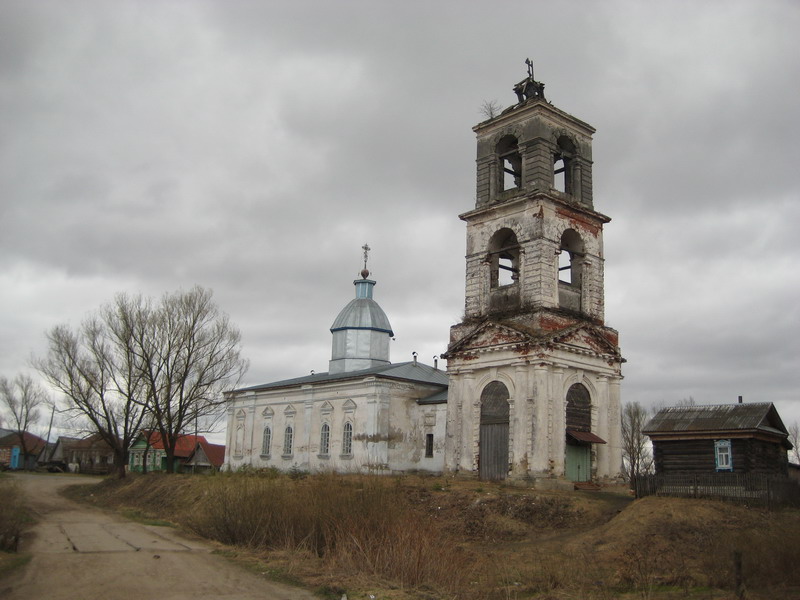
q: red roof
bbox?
[143,431,208,458]
[196,439,225,467]
[0,431,48,454]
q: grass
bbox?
[69,472,800,600]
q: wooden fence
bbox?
[634,472,800,510]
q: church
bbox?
[224,65,624,482]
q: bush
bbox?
[185,473,473,591]
[0,480,32,551]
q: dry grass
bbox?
[68,473,800,600]
[0,479,32,552]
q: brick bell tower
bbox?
[443,61,623,483]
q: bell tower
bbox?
[444,62,623,483]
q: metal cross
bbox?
[525,58,534,79]
[362,243,371,270]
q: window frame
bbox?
[319,422,331,458]
[714,439,733,471]
[261,425,272,458]
[282,425,294,458]
[341,421,353,457]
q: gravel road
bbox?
[1,473,319,600]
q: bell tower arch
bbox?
[445,61,623,483]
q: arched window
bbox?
[261,426,272,456]
[283,426,293,456]
[566,383,592,432]
[342,422,353,456]
[553,135,577,194]
[497,135,522,192]
[320,423,330,456]
[558,228,584,312]
[488,228,520,288]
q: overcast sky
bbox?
[2,0,799,437]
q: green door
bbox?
[565,443,590,482]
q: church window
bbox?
[488,228,520,289]
[283,426,293,456]
[320,423,330,456]
[497,135,522,192]
[566,383,592,432]
[558,229,584,312]
[425,433,434,458]
[553,135,577,194]
[342,422,353,456]
[261,426,272,457]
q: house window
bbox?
[425,433,434,458]
[283,426,293,457]
[715,439,733,471]
[342,422,353,456]
[320,423,330,456]
[261,426,272,457]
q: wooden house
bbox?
[44,434,116,474]
[643,403,792,477]
[129,431,223,473]
[0,430,47,470]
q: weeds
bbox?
[0,480,32,552]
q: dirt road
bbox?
[1,473,319,600]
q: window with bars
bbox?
[425,433,434,458]
[261,426,272,457]
[320,423,330,456]
[342,422,353,456]
[283,426,293,456]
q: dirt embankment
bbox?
[51,474,800,599]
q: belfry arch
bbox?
[479,381,510,480]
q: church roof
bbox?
[330,296,393,335]
[234,360,447,393]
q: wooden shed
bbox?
[643,403,792,477]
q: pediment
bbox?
[319,400,334,414]
[284,404,296,416]
[342,399,357,412]
[448,321,533,354]
[235,409,247,419]
[261,406,274,418]
[551,325,620,357]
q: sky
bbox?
[1,0,799,439]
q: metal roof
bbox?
[330,298,393,335]
[567,429,607,444]
[417,389,448,405]
[643,402,788,437]
[233,360,448,394]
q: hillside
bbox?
[65,473,800,600]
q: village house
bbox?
[224,64,623,483]
[128,431,224,473]
[644,402,792,477]
[44,433,116,474]
[0,429,47,470]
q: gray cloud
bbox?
[1,0,799,435]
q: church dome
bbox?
[329,273,393,374]
[330,295,393,335]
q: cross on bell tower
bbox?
[443,61,623,483]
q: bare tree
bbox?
[788,421,800,465]
[131,286,248,473]
[0,374,47,468]
[36,287,247,476]
[36,294,152,478]
[479,99,503,120]
[621,401,653,484]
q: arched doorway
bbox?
[565,383,592,482]
[479,381,510,480]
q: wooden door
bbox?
[479,381,510,481]
[565,443,590,482]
